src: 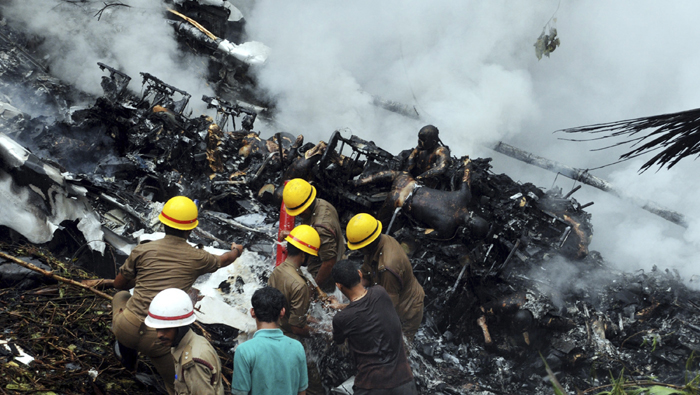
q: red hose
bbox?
[276,183,295,266]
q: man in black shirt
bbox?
[331,260,417,394]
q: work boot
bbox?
[114,341,138,372]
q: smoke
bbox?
[245,0,545,148]
[525,255,614,311]
[244,1,700,282]
[3,0,213,112]
[4,1,699,282]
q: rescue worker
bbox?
[404,125,451,188]
[282,178,345,293]
[268,224,324,395]
[331,260,418,394]
[145,288,224,395]
[112,196,243,394]
[346,213,425,342]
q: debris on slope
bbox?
[0,4,699,395]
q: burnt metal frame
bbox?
[139,72,191,115]
[202,95,257,132]
[97,62,131,102]
[320,130,400,180]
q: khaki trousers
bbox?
[112,291,176,395]
[401,298,424,343]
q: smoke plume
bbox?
[244,0,700,282]
[5,0,700,282]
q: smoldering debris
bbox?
[0,4,699,395]
[0,245,236,394]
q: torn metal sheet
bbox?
[0,132,104,252]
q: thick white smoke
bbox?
[246,0,546,150]
[4,1,700,282]
[244,1,700,281]
[3,0,213,112]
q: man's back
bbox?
[231,328,308,395]
[302,198,345,263]
[120,235,220,317]
[360,235,425,322]
[332,286,413,390]
[267,260,311,339]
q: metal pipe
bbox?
[491,141,688,228]
[385,207,401,235]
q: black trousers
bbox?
[353,380,418,395]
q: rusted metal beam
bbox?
[491,141,688,228]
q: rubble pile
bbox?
[0,244,240,394]
[0,245,158,393]
[1,3,700,395]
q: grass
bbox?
[544,352,700,395]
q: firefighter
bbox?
[346,213,425,342]
[145,288,224,395]
[268,224,324,395]
[112,196,243,394]
[404,124,452,188]
[282,178,345,293]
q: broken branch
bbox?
[0,251,113,301]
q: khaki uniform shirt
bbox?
[302,199,345,281]
[268,259,311,340]
[172,329,224,395]
[360,235,425,325]
[119,235,220,318]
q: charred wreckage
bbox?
[1,3,700,395]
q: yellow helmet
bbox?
[346,213,382,250]
[285,225,320,256]
[159,196,199,230]
[283,178,316,216]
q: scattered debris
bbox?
[0,4,699,395]
[535,26,561,60]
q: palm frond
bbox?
[558,107,700,171]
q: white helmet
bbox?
[144,288,197,329]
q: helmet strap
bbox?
[299,199,316,220]
[361,235,382,256]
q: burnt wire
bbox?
[541,0,561,33]
[69,240,114,263]
[550,171,561,190]
[398,36,431,120]
[94,2,132,21]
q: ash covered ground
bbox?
[2,2,700,395]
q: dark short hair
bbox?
[251,287,286,323]
[164,224,190,239]
[286,242,302,257]
[332,260,361,288]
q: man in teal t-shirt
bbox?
[231,287,308,395]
